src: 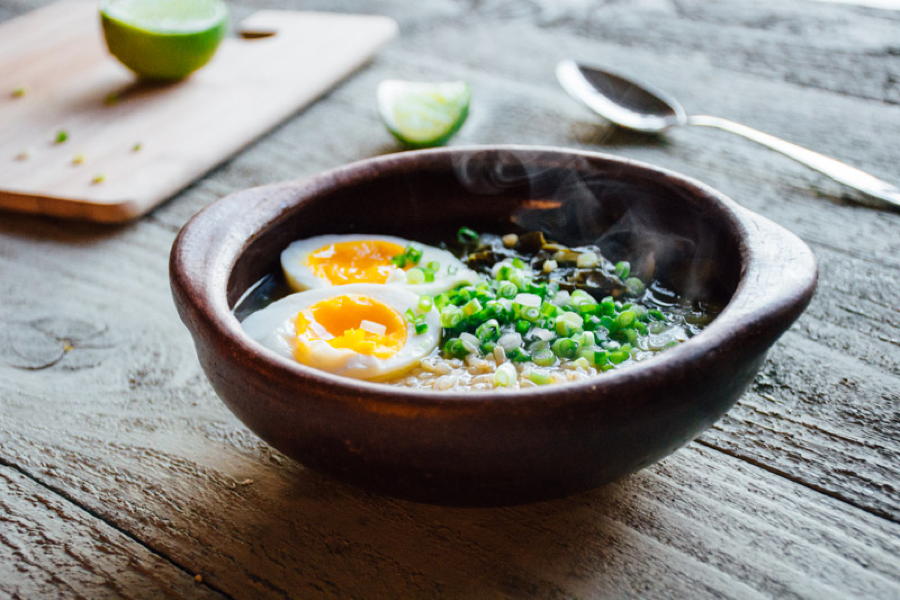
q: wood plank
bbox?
[1,399,897,598]
[0,465,226,600]
[409,0,900,105]
[0,1,396,222]
[0,0,898,596]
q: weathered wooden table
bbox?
[2,1,898,598]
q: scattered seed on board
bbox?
[502,233,519,248]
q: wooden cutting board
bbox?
[0,1,397,222]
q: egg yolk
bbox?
[293,294,406,359]
[306,240,405,285]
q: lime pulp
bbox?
[377,80,471,148]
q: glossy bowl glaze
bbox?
[170,146,816,505]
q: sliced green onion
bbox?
[614,261,631,279]
[457,226,479,243]
[578,346,609,367]
[531,351,555,367]
[570,289,593,306]
[495,263,513,281]
[540,301,559,318]
[609,349,630,364]
[576,302,599,316]
[527,281,548,298]
[572,357,591,370]
[475,319,501,342]
[496,281,518,298]
[625,277,645,296]
[418,296,433,313]
[552,290,571,306]
[527,370,553,385]
[583,315,602,331]
[599,299,616,316]
[440,306,463,328]
[462,298,483,317]
[443,337,467,358]
[406,267,425,284]
[551,337,579,359]
[415,322,429,335]
[493,362,517,387]
[509,271,530,291]
[515,319,531,335]
[648,309,666,321]
[507,347,530,362]
[575,331,595,347]
[511,257,526,269]
[555,312,584,336]
[498,332,523,350]
[616,310,636,329]
[528,327,554,343]
[459,332,480,355]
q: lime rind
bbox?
[378,80,471,148]
[100,0,228,80]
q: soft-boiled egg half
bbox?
[281,234,478,296]
[240,284,440,380]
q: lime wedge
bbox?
[377,80,471,148]
[100,0,228,81]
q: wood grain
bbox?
[0,465,225,600]
[0,0,898,597]
[0,1,396,222]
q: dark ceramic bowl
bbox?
[170,145,816,505]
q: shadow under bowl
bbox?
[170,145,817,506]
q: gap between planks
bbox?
[0,453,239,600]
[693,439,897,523]
[0,427,897,599]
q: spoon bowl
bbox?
[556,60,685,133]
[556,59,900,210]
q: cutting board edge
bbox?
[0,190,144,223]
[0,2,399,224]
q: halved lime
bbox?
[377,80,471,148]
[100,0,229,81]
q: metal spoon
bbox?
[556,59,900,210]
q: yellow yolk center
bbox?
[306,240,405,285]
[293,294,406,359]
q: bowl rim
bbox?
[171,144,817,407]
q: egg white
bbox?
[280,234,479,296]
[240,284,440,380]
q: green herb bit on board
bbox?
[54,130,69,144]
[11,86,27,98]
[91,174,106,185]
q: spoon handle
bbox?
[687,115,900,210]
